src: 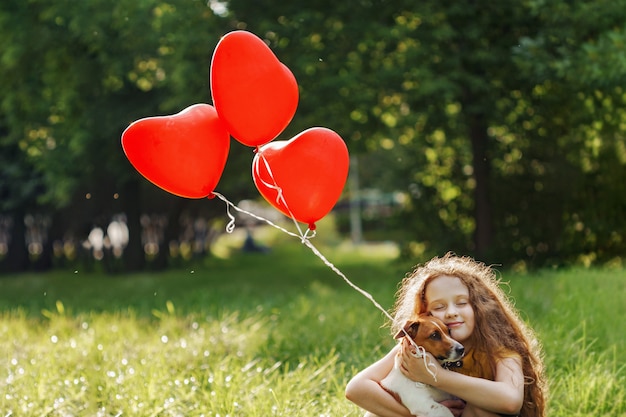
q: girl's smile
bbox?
[346,254,545,417]
[425,275,475,344]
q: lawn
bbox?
[0,229,624,416]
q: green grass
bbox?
[1,231,625,416]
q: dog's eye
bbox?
[430,332,442,341]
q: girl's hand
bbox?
[399,338,444,384]
[440,399,466,417]
[399,339,466,416]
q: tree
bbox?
[225,0,626,266]
[0,0,243,271]
[505,0,626,265]
[225,0,536,259]
[3,0,626,271]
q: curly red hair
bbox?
[391,252,547,417]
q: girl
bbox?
[345,253,546,417]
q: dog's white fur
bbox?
[380,315,464,417]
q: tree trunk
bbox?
[122,179,145,271]
[469,114,492,258]
[0,209,28,273]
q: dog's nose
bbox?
[455,345,465,356]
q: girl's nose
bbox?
[446,305,459,317]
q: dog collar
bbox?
[442,360,463,369]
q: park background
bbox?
[1,0,625,416]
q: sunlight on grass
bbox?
[548,336,625,416]
[0,244,624,416]
[1,303,354,416]
[209,213,398,262]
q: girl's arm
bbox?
[345,345,415,417]
[400,339,524,416]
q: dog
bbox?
[380,314,465,417]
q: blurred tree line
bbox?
[2,0,626,273]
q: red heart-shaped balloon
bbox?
[252,127,350,229]
[121,104,230,198]
[210,30,299,147]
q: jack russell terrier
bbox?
[381,314,465,417]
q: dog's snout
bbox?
[455,345,465,357]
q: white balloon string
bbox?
[300,237,394,322]
[212,191,436,379]
[252,152,307,239]
[301,235,434,378]
[212,192,301,239]
[253,155,285,207]
[408,345,438,382]
[223,198,236,233]
[303,228,316,241]
[213,191,392,318]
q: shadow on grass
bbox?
[0,243,405,320]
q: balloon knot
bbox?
[253,147,259,154]
[207,193,216,200]
[308,223,316,231]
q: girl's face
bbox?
[425,275,475,344]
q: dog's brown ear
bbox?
[394,321,419,339]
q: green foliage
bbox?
[3,0,626,270]
[1,244,625,415]
[226,0,626,266]
[518,0,626,87]
[0,0,230,209]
